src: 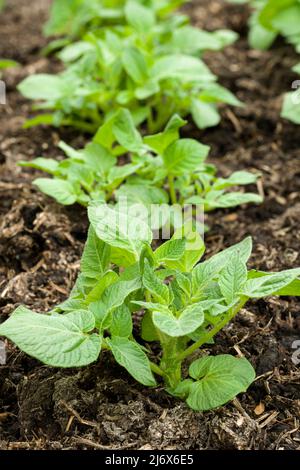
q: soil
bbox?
[0,0,299,451]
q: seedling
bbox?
[20,109,262,213]
[282,63,300,124]
[44,0,187,39]
[19,1,240,132]
[1,207,300,411]
[229,0,300,124]
[229,0,300,51]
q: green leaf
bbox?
[163,139,209,176]
[82,142,116,176]
[19,158,59,175]
[192,237,252,298]
[153,303,204,337]
[18,74,66,100]
[135,79,160,100]
[112,108,144,152]
[110,305,133,338]
[259,0,296,29]
[58,41,93,63]
[88,202,152,261]
[93,114,116,149]
[208,192,263,209]
[143,114,187,154]
[213,29,239,47]
[106,337,156,386]
[152,55,215,82]
[110,247,138,268]
[91,277,141,324]
[34,178,78,205]
[249,22,277,50]
[0,59,19,69]
[141,310,159,342]
[219,252,248,304]
[116,184,169,205]
[125,1,155,33]
[122,47,148,84]
[86,271,119,304]
[169,26,225,54]
[272,5,300,36]
[143,261,170,305]
[212,171,259,190]
[171,379,194,398]
[42,38,70,56]
[154,239,186,265]
[166,224,205,273]
[58,141,82,159]
[187,355,255,411]
[281,92,300,125]
[293,63,300,75]
[108,163,141,187]
[0,307,101,368]
[174,272,192,298]
[191,99,220,129]
[81,226,110,280]
[133,301,170,313]
[248,270,300,296]
[44,0,82,36]
[200,84,242,106]
[243,268,300,298]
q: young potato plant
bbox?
[1,207,300,411]
[229,0,300,51]
[20,109,262,213]
[44,0,187,40]
[282,62,300,125]
[0,59,19,79]
[229,0,300,124]
[18,1,240,133]
[44,0,236,56]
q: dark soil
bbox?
[0,0,299,451]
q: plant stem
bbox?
[150,361,164,377]
[168,174,177,205]
[177,297,248,362]
[147,108,155,134]
[64,119,97,134]
[144,290,165,378]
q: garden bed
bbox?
[0,0,299,450]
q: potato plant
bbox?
[20,109,262,213]
[230,0,300,51]
[44,0,187,39]
[18,1,240,132]
[1,207,300,411]
[229,0,300,124]
[2,0,297,420]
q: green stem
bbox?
[150,361,164,377]
[147,107,155,134]
[63,119,97,134]
[168,174,177,205]
[177,297,248,362]
[144,290,165,378]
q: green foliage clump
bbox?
[20,109,262,212]
[229,0,300,124]
[18,0,240,132]
[1,209,300,411]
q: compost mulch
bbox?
[0,0,299,450]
